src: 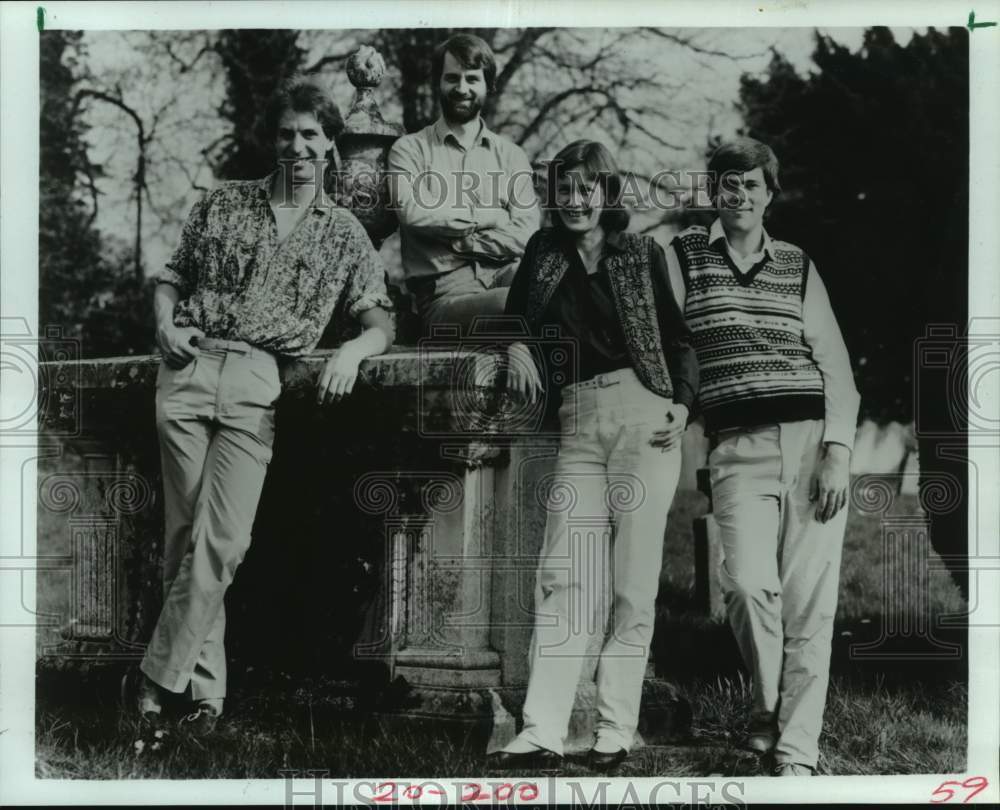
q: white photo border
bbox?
[1,0,997,805]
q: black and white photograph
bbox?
[1,1,997,805]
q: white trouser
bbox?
[516,368,682,755]
[710,420,847,768]
[141,345,279,700]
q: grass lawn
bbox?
[35,489,968,779]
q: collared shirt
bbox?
[666,218,861,448]
[388,116,539,279]
[708,218,775,273]
[152,174,393,358]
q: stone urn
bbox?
[330,46,404,248]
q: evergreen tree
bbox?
[738,27,969,597]
[738,27,969,424]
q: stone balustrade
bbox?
[36,346,694,749]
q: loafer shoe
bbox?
[588,747,628,772]
[486,749,562,771]
[772,761,815,777]
[177,704,220,737]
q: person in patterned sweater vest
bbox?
[122,77,395,735]
[667,138,860,776]
[490,140,698,772]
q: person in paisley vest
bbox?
[490,140,698,772]
[121,76,395,735]
[666,138,861,776]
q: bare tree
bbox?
[72,86,171,280]
[74,26,780,286]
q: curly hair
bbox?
[263,75,344,143]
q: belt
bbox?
[195,337,266,357]
[707,425,766,450]
[570,369,628,390]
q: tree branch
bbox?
[74,88,145,141]
[160,37,215,73]
[304,50,356,74]
[77,161,102,229]
[492,27,554,100]
[643,28,769,60]
[516,85,603,146]
[627,115,687,151]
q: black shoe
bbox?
[588,747,628,772]
[177,704,220,737]
[487,749,563,771]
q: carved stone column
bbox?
[37,357,160,660]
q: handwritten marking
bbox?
[930,775,989,802]
[367,780,541,803]
[968,10,998,30]
[37,6,45,32]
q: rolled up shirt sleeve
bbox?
[802,260,861,449]
[150,194,210,295]
[341,217,395,322]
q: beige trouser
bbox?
[709,419,847,768]
[516,368,682,755]
[410,262,518,334]
[140,342,280,700]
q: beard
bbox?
[440,91,482,124]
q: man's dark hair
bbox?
[264,75,344,143]
[707,137,781,202]
[432,33,497,93]
[547,139,630,235]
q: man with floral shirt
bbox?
[123,77,395,734]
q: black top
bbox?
[505,229,698,417]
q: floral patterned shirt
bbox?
[152,174,393,358]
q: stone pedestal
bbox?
[36,347,692,748]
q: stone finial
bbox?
[339,45,403,141]
[346,45,386,89]
[333,45,404,248]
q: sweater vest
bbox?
[672,225,823,432]
[524,229,674,399]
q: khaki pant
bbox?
[709,420,847,768]
[516,368,682,754]
[410,262,518,334]
[140,344,280,700]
